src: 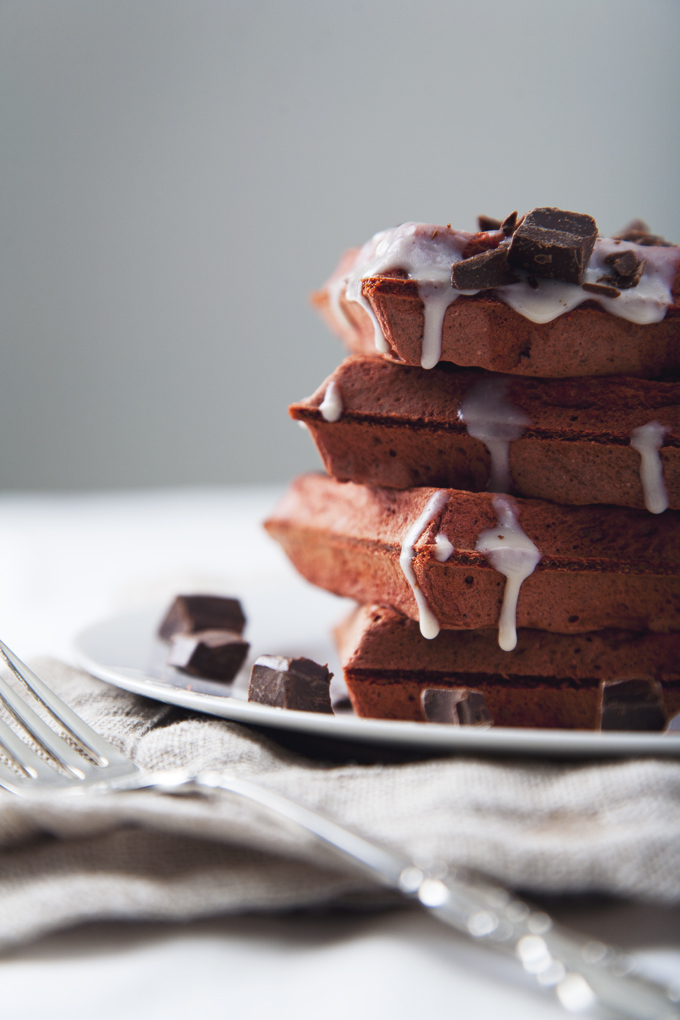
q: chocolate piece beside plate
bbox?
[167,629,249,681]
[159,594,246,640]
[508,207,597,284]
[248,655,334,713]
[600,678,668,732]
[421,688,492,726]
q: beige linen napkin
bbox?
[0,659,679,951]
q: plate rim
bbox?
[72,608,680,759]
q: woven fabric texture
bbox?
[0,659,679,950]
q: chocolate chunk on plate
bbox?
[452,245,520,290]
[159,594,246,640]
[421,688,492,726]
[167,629,249,681]
[508,207,597,285]
[249,655,333,714]
[600,678,668,732]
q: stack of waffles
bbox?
[266,209,680,730]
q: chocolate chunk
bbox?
[248,655,333,714]
[582,281,621,299]
[159,594,246,640]
[508,207,598,284]
[501,210,518,236]
[461,232,502,260]
[603,249,646,289]
[605,248,641,277]
[332,695,353,712]
[421,688,492,726]
[452,245,520,290]
[477,215,501,232]
[167,630,249,681]
[614,220,675,247]
[600,678,668,732]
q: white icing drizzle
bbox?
[630,421,669,514]
[327,274,354,333]
[458,376,530,493]
[400,490,449,639]
[343,223,469,367]
[496,238,679,325]
[319,380,343,422]
[475,497,541,652]
[330,225,679,369]
[433,532,454,562]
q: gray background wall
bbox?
[1,0,678,490]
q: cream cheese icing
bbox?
[319,380,343,422]
[400,490,449,639]
[344,223,470,368]
[496,237,678,326]
[458,376,530,493]
[630,421,669,514]
[433,532,454,562]
[475,498,541,651]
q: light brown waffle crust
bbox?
[265,474,680,635]
[335,604,680,728]
[291,356,680,509]
[312,258,680,379]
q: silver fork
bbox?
[0,640,677,1020]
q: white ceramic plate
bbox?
[73,607,680,759]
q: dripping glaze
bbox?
[630,421,669,514]
[319,381,343,422]
[399,491,449,639]
[458,376,529,494]
[475,498,541,651]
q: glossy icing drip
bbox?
[630,421,669,514]
[475,498,541,651]
[343,223,469,367]
[319,381,343,422]
[433,532,454,562]
[327,275,354,334]
[400,490,449,639]
[458,376,530,493]
[333,224,679,369]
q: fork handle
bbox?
[176,772,677,1020]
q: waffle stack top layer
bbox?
[312,217,680,378]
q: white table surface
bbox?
[0,485,678,1020]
